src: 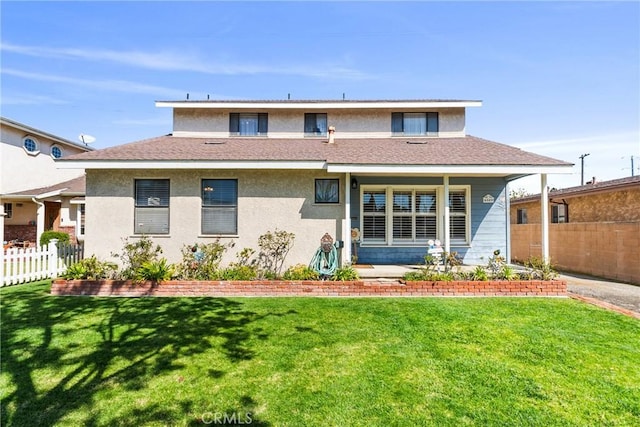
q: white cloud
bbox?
[0,41,371,80]
[1,68,185,98]
[0,93,69,106]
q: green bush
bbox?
[283,264,320,280]
[62,256,117,280]
[175,240,233,280]
[111,236,163,279]
[220,265,257,281]
[135,259,174,282]
[40,231,70,247]
[332,265,360,281]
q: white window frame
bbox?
[22,136,40,156]
[4,203,13,219]
[360,184,471,246]
[134,179,170,235]
[50,144,63,159]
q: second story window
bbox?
[391,112,438,136]
[229,113,268,136]
[304,113,327,136]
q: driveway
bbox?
[561,273,640,318]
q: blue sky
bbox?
[1,1,638,193]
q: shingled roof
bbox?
[60,134,570,167]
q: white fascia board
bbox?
[156,101,483,110]
[327,164,575,175]
[56,160,327,170]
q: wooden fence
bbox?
[1,240,84,287]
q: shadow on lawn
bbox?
[1,283,284,426]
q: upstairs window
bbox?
[304,113,328,136]
[23,136,40,155]
[229,113,268,136]
[51,145,63,159]
[391,112,438,136]
[134,179,170,234]
[202,179,238,235]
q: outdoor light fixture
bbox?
[351,178,358,189]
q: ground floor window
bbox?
[202,179,238,235]
[3,203,12,219]
[361,185,470,245]
[551,204,568,223]
[517,208,527,224]
[134,179,170,234]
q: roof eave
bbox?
[155,100,483,110]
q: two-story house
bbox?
[58,99,572,267]
[1,117,93,247]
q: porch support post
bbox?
[0,201,5,281]
[505,181,512,264]
[443,175,451,254]
[343,172,352,266]
[33,197,45,248]
[540,174,550,263]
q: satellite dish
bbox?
[78,134,96,145]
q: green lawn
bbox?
[1,282,639,426]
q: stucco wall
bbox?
[85,169,345,269]
[172,108,466,138]
[0,125,87,194]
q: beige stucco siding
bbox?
[172,108,466,138]
[85,169,345,268]
[1,125,87,194]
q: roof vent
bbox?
[406,140,428,145]
[204,141,225,145]
[327,126,336,144]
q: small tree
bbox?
[256,229,295,278]
[111,236,163,279]
[40,231,70,247]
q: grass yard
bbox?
[1,281,639,426]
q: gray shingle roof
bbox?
[60,135,571,167]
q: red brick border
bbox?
[51,279,567,297]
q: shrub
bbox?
[62,256,117,280]
[283,264,320,280]
[332,265,360,281]
[136,259,174,282]
[40,231,70,247]
[256,230,295,278]
[111,236,163,279]
[471,266,489,281]
[522,256,558,281]
[220,265,257,281]
[176,240,233,280]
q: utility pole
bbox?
[579,153,590,185]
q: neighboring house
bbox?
[511,176,640,284]
[1,117,93,246]
[58,99,572,268]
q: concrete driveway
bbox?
[561,273,640,318]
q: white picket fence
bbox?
[1,240,73,287]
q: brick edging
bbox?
[51,279,567,297]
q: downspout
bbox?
[32,197,45,247]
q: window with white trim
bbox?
[79,204,86,235]
[361,186,470,245]
[23,136,39,155]
[202,179,237,235]
[134,179,169,234]
[51,145,63,159]
[449,190,468,244]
